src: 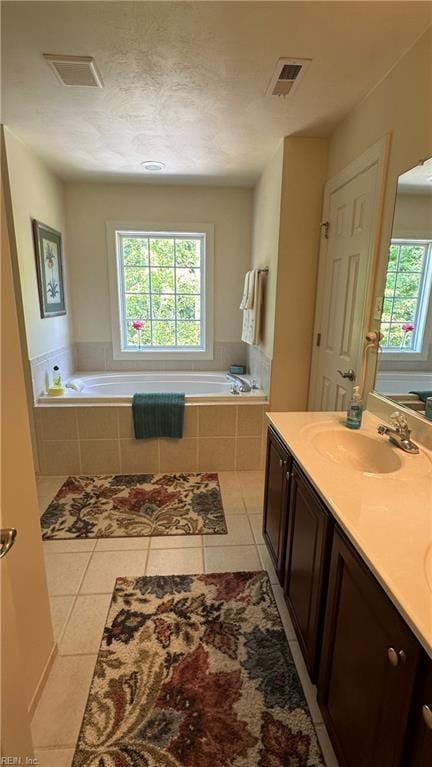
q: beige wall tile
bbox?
[119,438,159,473]
[159,438,198,472]
[80,440,120,474]
[38,407,78,440]
[118,406,134,438]
[198,437,235,471]
[236,436,262,471]
[77,406,118,439]
[198,405,236,436]
[237,405,264,436]
[39,440,80,475]
[183,406,198,437]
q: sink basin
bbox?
[425,545,432,593]
[311,430,403,474]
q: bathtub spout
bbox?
[225,373,251,393]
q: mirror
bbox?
[374,158,432,420]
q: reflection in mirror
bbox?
[375,158,432,421]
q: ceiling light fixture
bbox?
[141,161,165,172]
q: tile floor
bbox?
[34,471,339,767]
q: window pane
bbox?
[177,322,201,346]
[388,324,404,347]
[150,267,175,293]
[151,295,175,320]
[124,267,149,293]
[152,321,176,346]
[125,294,150,319]
[381,298,393,322]
[176,267,200,294]
[122,237,149,266]
[380,322,390,347]
[387,245,399,271]
[391,298,417,322]
[177,294,200,320]
[175,239,200,267]
[399,244,425,272]
[150,238,174,267]
[396,273,421,298]
[127,322,151,347]
[384,272,396,296]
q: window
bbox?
[381,239,432,354]
[108,224,213,359]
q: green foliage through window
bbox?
[118,233,204,350]
[381,240,431,351]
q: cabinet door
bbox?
[406,656,432,766]
[284,464,332,681]
[318,528,420,767]
[262,427,291,582]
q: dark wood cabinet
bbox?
[318,528,421,767]
[262,426,291,582]
[405,655,432,766]
[284,463,332,681]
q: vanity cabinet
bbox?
[318,528,421,767]
[284,463,332,681]
[262,426,291,582]
[405,656,432,766]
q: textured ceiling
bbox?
[2,1,431,185]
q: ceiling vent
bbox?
[43,54,103,88]
[266,57,311,97]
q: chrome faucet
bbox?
[226,373,251,393]
[377,411,420,454]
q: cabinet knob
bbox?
[422,705,432,730]
[279,458,286,468]
[387,647,406,667]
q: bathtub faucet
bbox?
[226,372,251,393]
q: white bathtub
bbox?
[38,371,267,404]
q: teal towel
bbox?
[409,390,432,403]
[132,392,185,439]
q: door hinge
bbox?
[316,333,321,347]
[320,221,329,239]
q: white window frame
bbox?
[106,221,214,360]
[381,238,432,363]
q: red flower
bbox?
[259,712,312,767]
[402,322,415,333]
[132,320,145,330]
[156,645,256,766]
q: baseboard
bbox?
[28,641,57,718]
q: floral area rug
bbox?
[72,571,324,767]
[41,473,227,539]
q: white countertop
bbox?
[267,410,432,658]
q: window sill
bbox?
[113,346,214,361]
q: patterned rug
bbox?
[41,473,227,539]
[72,571,324,767]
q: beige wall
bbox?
[4,129,73,361]
[65,182,252,347]
[270,137,328,412]
[1,175,55,716]
[250,143,284,360]
[393,193,432,238]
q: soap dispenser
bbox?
[345,386,363,430]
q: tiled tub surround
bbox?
[30,344,76,403]
[34,402,268,475]
[75,341,249,374]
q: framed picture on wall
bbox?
[32,220,66,317]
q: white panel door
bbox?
[310,163,379,411]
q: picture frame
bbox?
[32,219,66,317]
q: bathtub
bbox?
[38,371,267,404]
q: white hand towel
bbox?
[239,271,250,310]
[241,270,264,345]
